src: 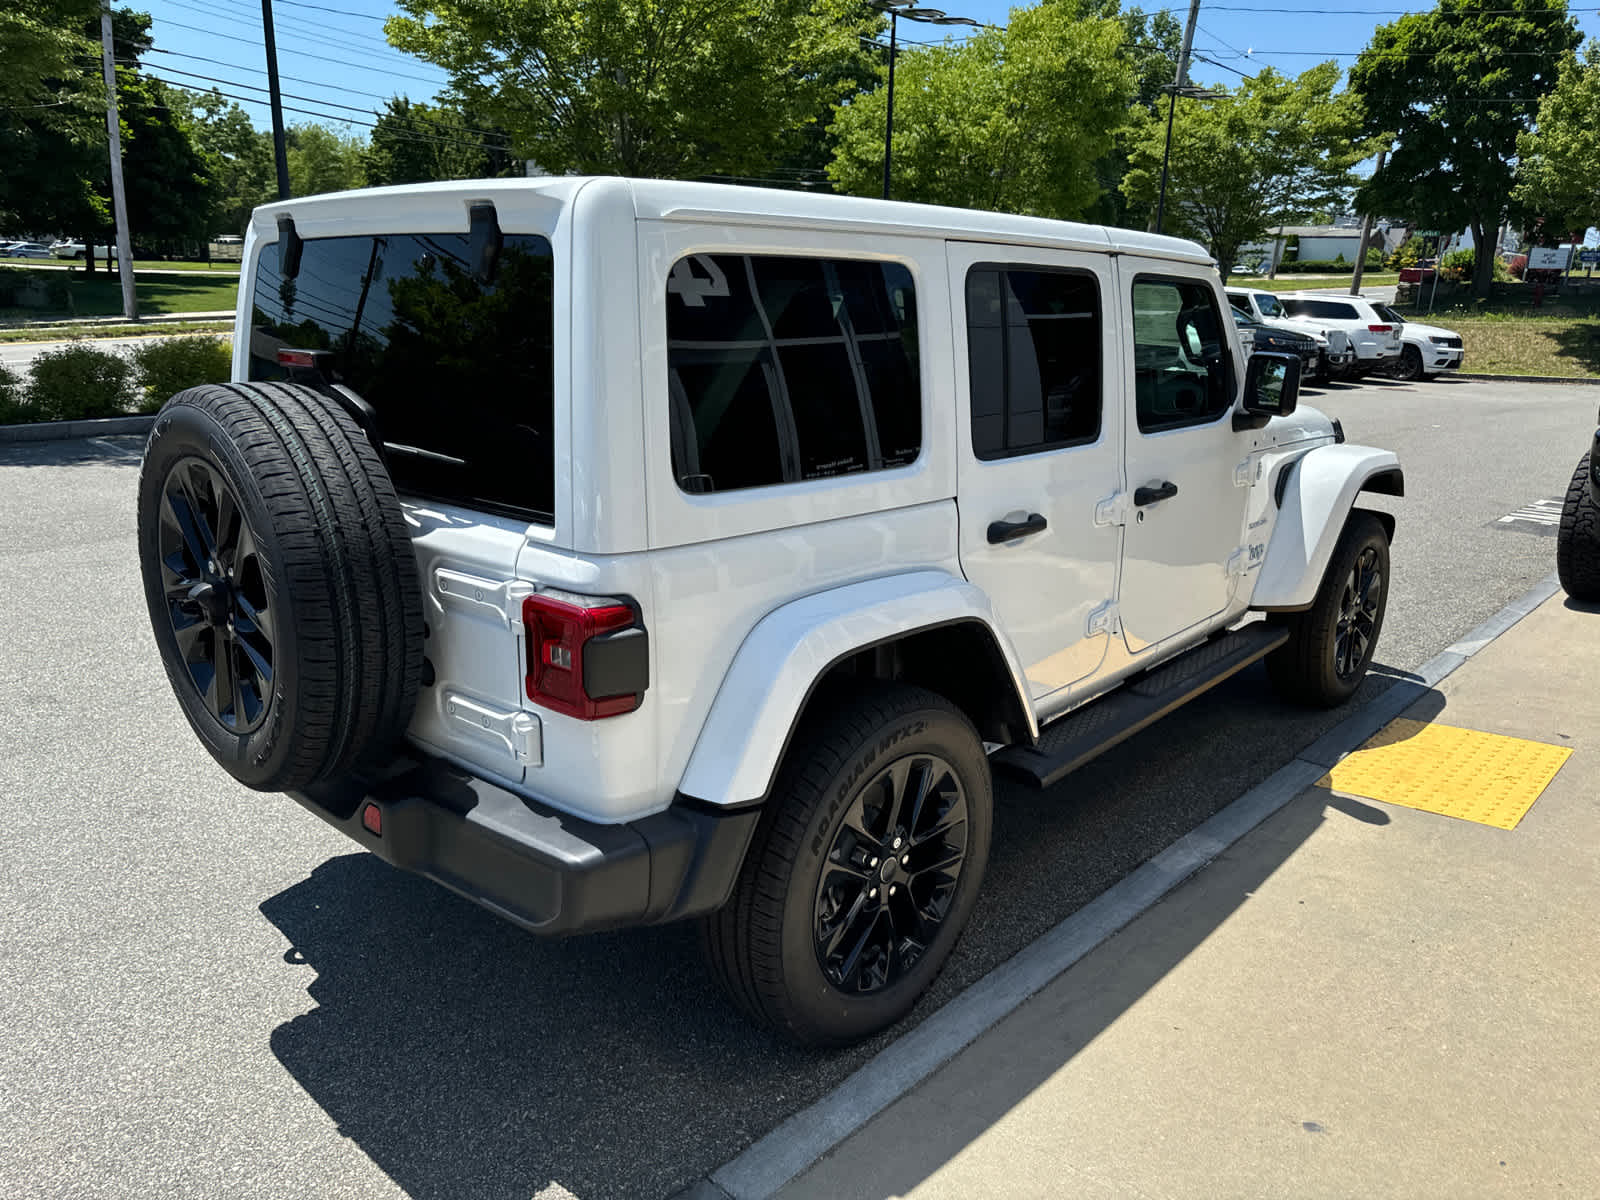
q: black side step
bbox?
[993,623,1289,790]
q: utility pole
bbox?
[1349,146,1387,295]
[1154,0,1203,235]
[100,0,137,321]
[882,9,898,201]
[262,0,290,199]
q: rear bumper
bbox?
[290,755,760,935]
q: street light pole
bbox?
[868,1,977,203]
[1155,0,1203,235]
[882,10,897,201]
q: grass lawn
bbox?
[1,266,237,321]
[25,259,241,274]
[1443,314,1600,379]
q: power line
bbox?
[163,0,407,58]
[146,16,448,84]
[146,47,402,101]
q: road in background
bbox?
[0,333,233,379]
[0,378,1593,1199]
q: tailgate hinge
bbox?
[1226,548,1248,578]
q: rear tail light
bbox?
[1368,324,1392,333]
[522,590,648,720]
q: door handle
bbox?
[987,512,1048,544]
[1133,481,1178,506]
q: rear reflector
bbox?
[523,591,648,720]
[276,348,322,368]
[361,803,382,836]
[1368,324,1392,333]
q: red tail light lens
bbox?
[276,348,322,367]
[1368,324,1392,333]
[522,591,646,720]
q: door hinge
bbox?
[1234,456,1260,488]
[1093,492,1129,527]
[1086,601,1119,636]
[1226,548,1247,578]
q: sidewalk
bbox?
[780,592,1599,1199]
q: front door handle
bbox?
[1133,481,1179,506]
[987,512,1048,544]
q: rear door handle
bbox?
[1134,481,1178,506]
[987,513,1048,544]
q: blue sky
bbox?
[132,0,1600,137]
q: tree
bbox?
[362,97,511,187]
[385,0,875,180]
[1120,63,1364,277]
[287,123,365,197]
[826,4,1136,219]
[1513,39,1600,238]
[118,77,221,247]
[167,87,277,236]
[1348,0,1580,297]
[0,0,100,113]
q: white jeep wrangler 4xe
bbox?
[137,178,1402,1046]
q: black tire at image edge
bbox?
[136,382,424,791]
[1556,452,1600,602]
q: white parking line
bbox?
[1496,498,1564,527]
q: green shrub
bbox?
[0,363,42,424]
[1366,247,1386,270]
[1387,240,1421,271]
[25,343,135,420]
[1275,258,1349,273]
[130,334,232,413]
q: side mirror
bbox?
[1234,351,1300,430]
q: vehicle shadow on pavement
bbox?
[257,661,1419,1200]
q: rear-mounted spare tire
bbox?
[137,381,424,791]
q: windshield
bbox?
[247,231,556,524]
[1254,293,1286,318]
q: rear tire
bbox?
[1557,452,1600,602]
[701,684,992,1047]
[1267,511,1390,707]
[137,382,424,791]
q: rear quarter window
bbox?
[1282,298,1358,320]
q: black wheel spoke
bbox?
[235,632,273,686]
[909,839,966,880]
[836,909,887,992]
[206,637,233,721]
[820,890,872,963]
[162,488,210,570]
[234,591,274,647]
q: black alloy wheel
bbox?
[813,753,969,995]
[1333,545,1382,682]
[158,456,275,733]
[1394,344,1425,381]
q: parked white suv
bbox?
[1226,286,1354,380]
[1277,293,1403,377]
[137,179,1403,1046]
[1371,303,1464,381]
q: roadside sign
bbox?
[1581,249,1600,267]
[1528,246,1571,271]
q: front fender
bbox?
[1251,444,1402,611]
[677,571,1033,807]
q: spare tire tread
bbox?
[138,381,423,791]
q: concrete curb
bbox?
[1458,372,1600,386]
[0,416,153,443]
[0,312,235,332]
[696,572,1565,1200]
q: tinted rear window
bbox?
[248,232,556,524]
[1282,298,1358,320]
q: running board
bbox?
[994,624,1290,790]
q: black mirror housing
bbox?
[1234,351,1301,430]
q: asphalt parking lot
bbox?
[0,375,1594,1199]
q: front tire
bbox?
[1267,511,1391,707]
[1556,452,1600,602]
[701,684,992,1047]
[1393,345,1424,382]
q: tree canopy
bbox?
[0,0,100,114]
[1513,39,1600,238]
[1121,62,1365,276]
[362,98,514,188]
[384,0,877,179]
[826,4,1137,219]
[1348,0,1580,295]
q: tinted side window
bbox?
[666,255,920,494]
[1131,277,1234,433]
[966,267,1101,459]
[249,233,555,523]
[1282,298,1358,320]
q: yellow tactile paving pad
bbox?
[1320,718,1572,830]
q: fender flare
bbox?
[1250,444,1403,611]
[677,571,1034,808]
